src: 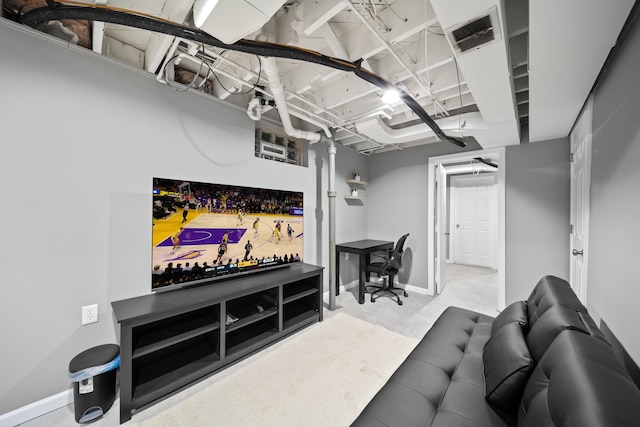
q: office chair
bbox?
[364,233,409,305]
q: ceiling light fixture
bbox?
[193,0,287,45]
[381,89,400,104]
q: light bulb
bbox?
[381,89,400,104]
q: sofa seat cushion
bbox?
[352,306,510,427]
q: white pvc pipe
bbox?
[261,56,322,143]
[168,41,388,146]
[289,109,332,139]
[327,138,337,311]
[247,97,262,121]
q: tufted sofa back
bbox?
[526,275,585,327]
[518,330,640,427]
[524,275,608,362]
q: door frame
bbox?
[427,147,506,311]
[450,173,498,269]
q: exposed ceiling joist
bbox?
[3,0,635,154]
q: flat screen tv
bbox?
[152,177,303,291]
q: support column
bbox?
[327,139,337,311]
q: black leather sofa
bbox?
[352,275,640,427]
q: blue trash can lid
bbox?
[69,344,120,373]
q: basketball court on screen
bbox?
[152,210,303,273]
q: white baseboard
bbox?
[0,390,72,427]
[323,280,358,302]
[405,284,431,295]
[323,280,431,303]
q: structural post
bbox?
[327,138,337,311]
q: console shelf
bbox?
[225,308,278,333]
[283,288,318,304]
[112,263,323,424]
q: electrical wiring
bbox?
[163,43,211,93]
[19,1,466,148]
[383,0,406,22]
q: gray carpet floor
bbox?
[18,264,498,426]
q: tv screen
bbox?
[152,177,303,291]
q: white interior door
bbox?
[570,96,593,304]
[451,175,496,268]
[435,164,448,294]
[428,148,506,309]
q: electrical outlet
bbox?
[82,304,98,325]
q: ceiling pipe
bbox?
[247,97,263,120]
[20,4,464,147]
[288,109,332,139]
[261,56,326,142]
[443,162,496,175]
[175,40,337,137]
[165,43,338,140]
[316,133,338,311]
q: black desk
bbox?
[336,239,394,304]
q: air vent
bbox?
[453,15,494,52]
[447,7,502,54]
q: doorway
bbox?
[427,148,506,311]
[569,95,593,304]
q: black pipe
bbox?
[474,157,498,168]
[20,4,466,148]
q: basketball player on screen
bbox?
[170,227,184,254]
[253,218,260,237]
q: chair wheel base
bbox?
[366,285,407,305]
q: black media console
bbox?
[111,263,324,424]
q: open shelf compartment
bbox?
[283,293,319,330]
[226,317,278,357]
[131,332,220,406]
[132,305,220,358]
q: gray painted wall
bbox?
[333,145,369,285]
[366,140,570,297]
[366,142,483,289]
[5,6,639,416]
[0,21,363,414]
[587,10,640,365]
[504,139,571,302]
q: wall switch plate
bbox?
[82,304,98,325]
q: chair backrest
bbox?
[385,233,409,272]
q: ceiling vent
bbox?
[447,7,502,54]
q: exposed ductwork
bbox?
[355,111,486,144]
[431,0,520,148]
